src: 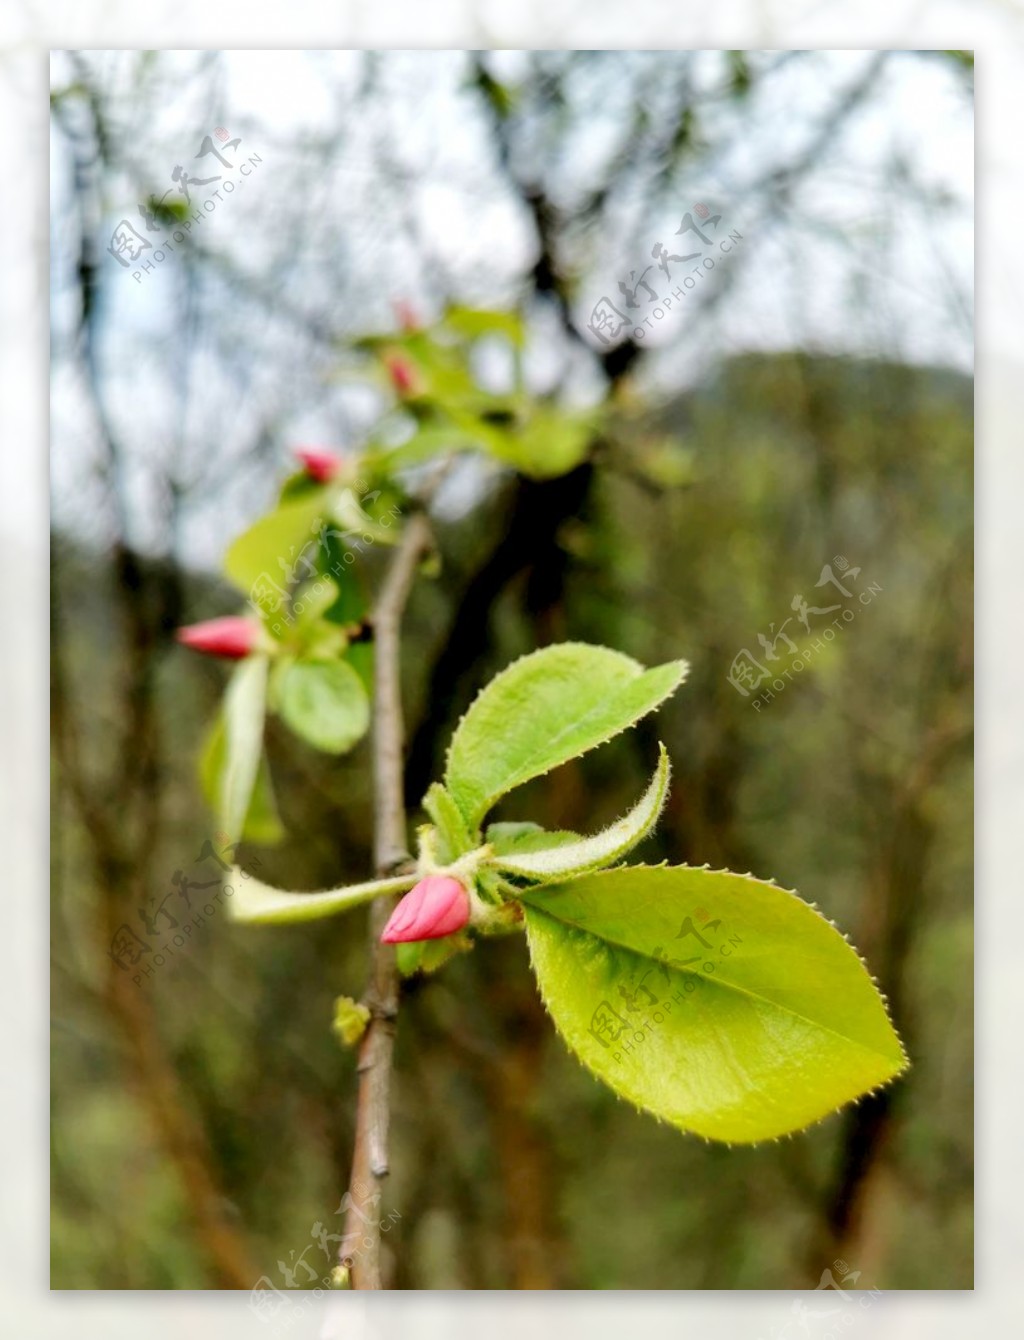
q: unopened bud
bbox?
[176,616,259,660]
[295,445,343,483]
[393,299,419,332]
[332,995,371,1048]
[380,875,470,943]
[383,351,421,398]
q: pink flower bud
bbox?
[176,616,259,660]
[383,351,420,398]
[392,299,419,332]
[380,875,471,944]
[295,445,343,483]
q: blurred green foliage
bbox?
[51,350,972,1288]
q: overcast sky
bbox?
[49,49,973,563]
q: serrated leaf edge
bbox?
[523,863,908,1070]
[522,863,908,1143]
[527,904,906,1147]
[444,643,689,828]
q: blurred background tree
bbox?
[50,49,972,1289]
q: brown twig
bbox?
[339,509,433,1288]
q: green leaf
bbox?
[345,639,374,695]
[218,656,270,845]
[223,494,325,599]
[422,783,474,864]
[278,470,326,504]
[485,406,594,480]
[485,822,580,855]
[235,757,285,846]
[395,940,424,976]
[199,710,284,845]
[292,577,341,627]
[522,865,907,1143]
[378,423,504,473]
[495,743,669,881]
[331,486,399,545]
[395,933,472,977]
[316,534,369,625]
[277,659,370,754]
[443,306,525,347]
[445,643,688,829]
[229,869,415,926]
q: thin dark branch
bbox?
[340,509,433,1289]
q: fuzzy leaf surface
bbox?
[495,744,669,881]
[229,869,415,926]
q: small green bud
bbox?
[332,996,371,1048]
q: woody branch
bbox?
[339,507,432,1288]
